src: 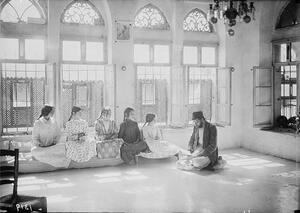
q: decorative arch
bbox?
[134,3,170,30]
[0,0,46,23]
[183,8,212,32]
[61,0,104,26]
[276,0,300,29]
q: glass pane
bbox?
[86,42,104,62]
[13,82,31,107]
[274,43,287,62]
[291,41,300,61]
[154,45,169,63]
[134,44,150,63]
[0,38,19,59]
[142,82,155,105]
[183,46,198,64]
[201,47,215,65]
[76,86,88,106]
[280,65,298,119]
[63,41,81,61]
[25,39,45,60]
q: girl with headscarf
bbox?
[95,107,118,141]
[118,107,150,165]
[31,105,70,168]
[94,107,123,159]
[65,106,97,162]
[140,113,179,159]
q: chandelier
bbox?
[207,0,255,36]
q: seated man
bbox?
[177,111,222,170]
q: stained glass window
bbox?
[183,9,211,32]
[0,0,44,23]
[62,0,104,25]
[134,4,170,30]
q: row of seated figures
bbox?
[0,106,183,173]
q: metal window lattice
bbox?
[62,0,104,25]
[134,4,170,30]
[183,9,211,32]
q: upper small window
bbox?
[62,0,104,26]
[183,9,211,32]
[134,4,170,30]
[63,41,81,61]
[276,0,300,29]
[0,38,19,59]
[0,0,45,23]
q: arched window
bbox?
[134,4,170,30]
[62,0,104,26]
[183,9,211,32]
[0,0,45,23]
[276,0,300,29]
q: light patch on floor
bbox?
[223,153,286,169]
[0,148,299,212]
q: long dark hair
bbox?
[143,113,155,127]
[68,106,82,121]
[38,105,54,119]
[123,107,134,122]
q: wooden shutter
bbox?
[253,66,273,127]
[216,67,232,126]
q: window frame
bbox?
[182,42,218,67]
[183,43,218,109]
[141,80,156,105]
[134,41,171,66]
[134,41,171,107]
[272,38,300,122]
[0,36,47,63]
[60,37,107,65]
[185,65,217,106]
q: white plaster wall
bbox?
[234,1,300,162]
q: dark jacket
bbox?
[118,119,141,144]
[188,121,218,167]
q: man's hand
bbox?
[188,146,194,153]
[79,136,86,143]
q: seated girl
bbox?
[65,106,97,162]
[94,107,123,159]
[31,105,70,168]
[95,107,118,141]
[118,107,150,165]
[140,113,179,159]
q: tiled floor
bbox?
[1,148,299,212]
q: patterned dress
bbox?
[65,119,97,162]
[94,119,123,159]
[95,119,118,141]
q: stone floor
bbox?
[1,148,299,212]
